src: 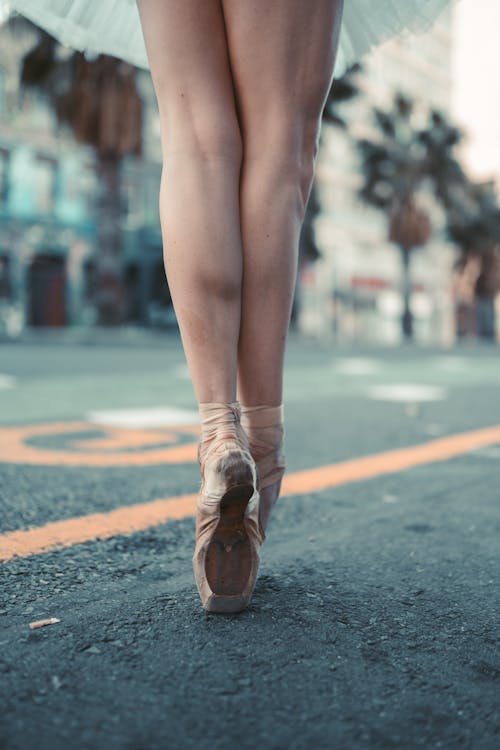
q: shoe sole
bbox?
[204,478,255,612]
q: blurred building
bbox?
[0,20,97,335]
[304,7,458,345]
[449,0,500,341]
[1,6,495,343]
[119,72,175,330]
[0,15,172,337]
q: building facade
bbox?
[1,8,487,343]
[0,16,171,336]
[302,8,458,345]
[0,20,98,335]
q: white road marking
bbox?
[429,356,468,371]
[382,493,399,503]
[171,364,191,379]
[333,358,383,375]
[366,383,447,402]
[86,406,199,429]
[0,374,16,390]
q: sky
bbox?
[451,0,500,184]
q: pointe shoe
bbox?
[240,404,285,538]
[192,401,263,613]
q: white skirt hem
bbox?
[6,0,453,78]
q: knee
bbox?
[245,112,321,221]
[160,106,243,164]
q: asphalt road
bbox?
[0,334,499,750]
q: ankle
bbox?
[198,401,249,462]
[240,403,284,429]
[240,404,285,465]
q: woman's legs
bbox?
[220,0,344,406]
[136,0,343,407]
[136,0,263,611]
[136,0,345,605]
[136,0,244,404]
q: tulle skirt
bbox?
[6,0,454,78]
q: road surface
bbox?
[0,335,499,749]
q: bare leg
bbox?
[136,0,244,404]
[221,0,344,406]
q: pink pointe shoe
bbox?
[240,404,286,539]
[192,401,263,613]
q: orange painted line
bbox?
[1,423,500,563]
[0,493,198,564]
[281,423,500,494]
[0,421,199,466]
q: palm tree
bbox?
[8,16,143,325]
[444,178,500,339]
[356,94,465,338]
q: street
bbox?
[0,334,499,750]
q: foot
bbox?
[240,404,286,538]
[193,401,262,613]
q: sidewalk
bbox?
[3,324,499,358]
[1,324,179,349]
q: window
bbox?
[0,149,8,203]
[0,67,5,114]
[33,154,57,215]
